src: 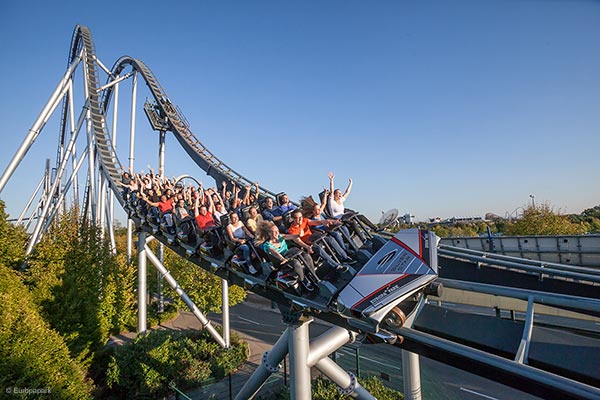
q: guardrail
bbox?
[439,244,600,284]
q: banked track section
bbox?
[101,56,280,199]
[70,26,125,206]
[71,25,279,215]
[71,25,351,329]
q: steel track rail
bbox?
[395,326,600,400]
[99,56,280,200]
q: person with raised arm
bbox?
[193,188,216,231]
[328,171,352,219]
[287,209,351,272]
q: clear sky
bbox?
[1,0,599,224]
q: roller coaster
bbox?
[1,26,599,399]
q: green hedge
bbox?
[276,376,404,400]
[103,329,248,398]
[0,264,93,399]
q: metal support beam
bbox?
[137,231,147,334]
[288,319,312,400]
[144,244,226,348]
[314,357,375,400]
[0,54,81,194]
[42,147,88,232]
[307,326,355,367]
[25,102,88,254]
[235,329,290,400]
[402,350,422,400]
[67,79,79,206]
[128,71,137,171]
[515,296,535,364]
[222,279,230,348]
[16,173,46,226]
[157,130,166,313]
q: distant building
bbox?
[428,216,484,225]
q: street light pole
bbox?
[529,194,536,208]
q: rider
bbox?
[225,212,257,275]
[287,210,352,272]
[328,171,352,219]
[258,221,318,292]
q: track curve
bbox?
[69,25,356,332]
[69,25,126,208]
[100,56,280,200]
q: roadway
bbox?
[208,293,542,400]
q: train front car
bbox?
[336,228,440,334]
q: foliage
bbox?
[152,245,247,313]
[0,200,27,269]
[579,205,600,221]
[429,221,498,238]
[275,376,403,399]
[103,329,249,398]
[24,208,137,367]
[570,205,600,233]
[147,302,179,328]
[503,203,587,236]
[0,263,93,399]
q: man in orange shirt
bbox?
[287,210,353,271]
[141,193,175,234]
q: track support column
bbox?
[289,318,312,400]
[402,350,421,400]
[137,231,147,334]
[222,279,230,348]
[235,328,290,400]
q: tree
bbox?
[0,263,93,398]
[503,203,587,236]
[0,200,27,270]
[25,208,137,366]
[157,246,247,313]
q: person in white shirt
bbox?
[328,171,352,219]
[226,212,257,274]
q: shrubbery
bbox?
[275,376,404,399]
[24,208,137,367]
[103,329,249,398]
[0,263,93,399]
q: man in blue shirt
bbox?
[261,197,286,232]
[278,193,297,214]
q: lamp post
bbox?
[529,194,536,208]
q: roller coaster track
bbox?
[100,56,280,200]
[2,25,599,399]
[72,24,353,328]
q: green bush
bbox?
[276,376,403,400]
[0,263,93,399]
[25,209,137,366]
[103,329,248,398]
[146,302,179,328]
[0,200,27,270]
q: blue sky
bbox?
[1,0,599,224]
